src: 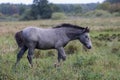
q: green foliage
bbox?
[113,12,120,16]
[72,5,82,14]
[12,14,20,18]
[73,55,97,68]
[0,3,29,15]
[51,12,67,20]
[79,69,103,80]
[80,3,98,13]
[83,10,112,17]
[34,50,55,59]
[20,9,34,20]
[97,2,111,10]
[65,42,80,54]
[0,13,3,16]
[30,0,54,19]
[0,70,16,80]
[105,0,120,4]
[94,33,120,42]
[57,4,82,14]
[109,3,120,13]
[19,5,26,15]
[98,0,120,13]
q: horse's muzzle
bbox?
[62,56,66,61]
[87,46,92,49]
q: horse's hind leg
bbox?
[27,48,35,67]
[15,46,28,66]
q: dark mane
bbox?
[53,23,85,30]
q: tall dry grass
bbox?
[0,17,120,36]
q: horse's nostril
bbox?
[88,46,92,49]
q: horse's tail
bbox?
[15,31,24,48]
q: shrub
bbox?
[46,50,55,57]
[112,12,120,17]
[111,47,120,57]
[51,12,67,20]
[65,44,79,54]
[83,10,112,17]
[73,55,97,68]
[19,9,35,21]
[11,14,20,19]
[0,13,3,17]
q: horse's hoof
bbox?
[54,63,60,68]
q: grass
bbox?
[0,17,120,80]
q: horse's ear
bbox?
[85,27,90,32]
[81,27,90,34]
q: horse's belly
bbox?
[36,45,55,50]
[36,42,55,49]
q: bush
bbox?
[19,9,35,21]
[112,12,120,17]
[73,55,97,68]
[51,12,67,20]
[65,44,79,54]
[0,13,3,17]
[83,10,112,17]
[12,14,20,18]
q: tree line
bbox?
[0,0,83,20]
[0,3,29,15]
[97,0,120,13]
[0,0,119,20]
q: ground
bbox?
[0,17,120,80]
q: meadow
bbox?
[0,17,120,80]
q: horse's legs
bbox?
[15,46,28,66]
[27,48,35,67]
[57,47,66,62]
[54,47,66,67]
[57,51,62,62]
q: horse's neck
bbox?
[64,28,81,40]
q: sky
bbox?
[0,0,105,4]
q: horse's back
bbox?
[22,27,39,41]
[22,27,59,49]
[22,27,58,42]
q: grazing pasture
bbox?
[0,17,120,80]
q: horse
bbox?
[14,23,92,67]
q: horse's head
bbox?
[78,27,92,49]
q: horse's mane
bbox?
[53,23,85,30]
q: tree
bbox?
[97,0,120,13]
[74,5,82,14]
[19,6,26,15]
[49,3,61,12]
[105,0,120,4]
[56,4,82,15]
[20,9,35,20]
[31,0,53,19]
[110,3,120,13]
[97,2,111,10]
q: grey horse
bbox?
[15,23,92,67]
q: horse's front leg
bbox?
[27,48,35,67]
[57,47,66,61]
[55,47,66,67]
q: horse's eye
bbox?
[85,36,88,38]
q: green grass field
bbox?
[0,17,120,80]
